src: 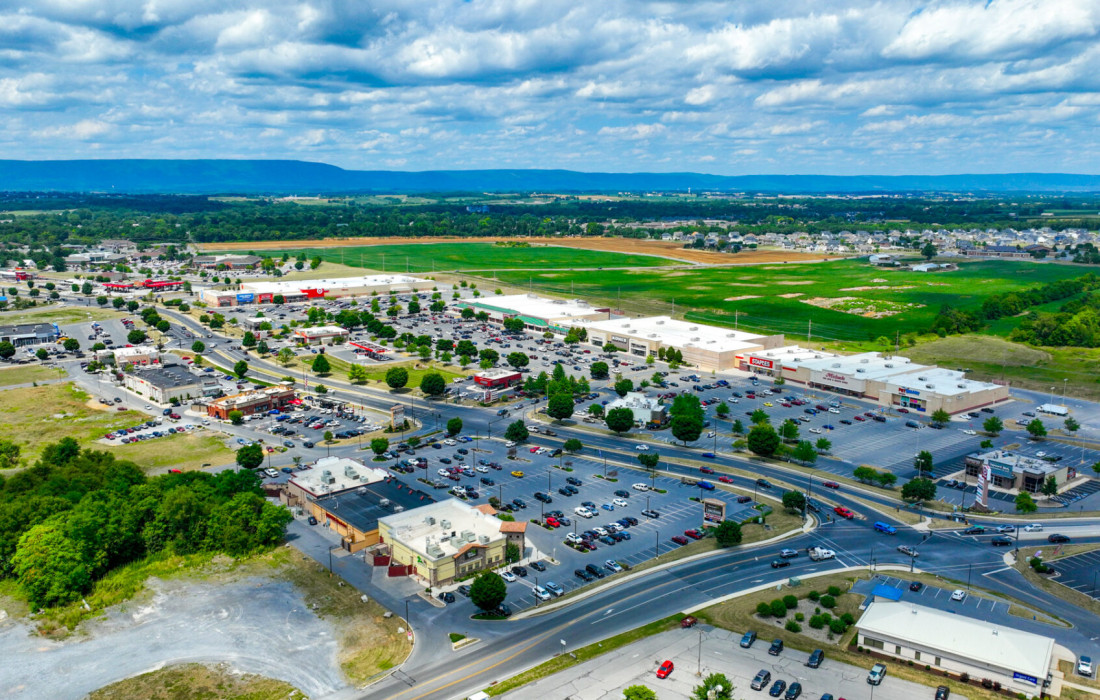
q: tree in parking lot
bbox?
[62,338,80,353]
[35,347,48,360]
[191,340,205,353]
[504,420,529,442]
[746,424,780,457]
[502,317,525,333]
[419,372,446,397]
[479,348,499,364]
[228,410,244,425]
[236,443,264,470]
[1026,418,1047,439]
[588,403,604,418]
[731,419,744,435]
[715,401,730,418]
[1041,475,1058,497]
[637,452,660,473]
[590,361,609,379]
[546,393,575,422]
[1065,417,1080,433]
[613,377,633,397]
[931,409,950,427]
[778,418,800,442]
[815,437,832,453]
[623,686,658,700]
[901,477,936,502]
[691,673,734,700]
[506,351,529,370]
[470,571,507,613]
[605,407,634,435]
[714,520,742,548]
[81,282,93,295]
[370,438,389,456]
[982,416,1003,435]
[446,417,463,436]
[233,360,249,379]
[914,450,933,476]
[792,440,817,466]
[241,331,257,348]
[127,329,146,344]
[782,490,807,513]
[385,366,409,390]
[1015,491,1038,514]
[323,430,334,443]
[563,438,583,453]
[750,408,770,425]
[602,342,621,355]
[256,340,269,356]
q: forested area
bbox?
[929,274,1100,337]
[0,439,291,608]
[1012,291,1100,347]
[1,193,1097,251]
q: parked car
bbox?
[656,660,674,679]
[768,679,787,697]
[768,638,784,656]
[1049,533,1071,543]
[740,630,757,648]
[867,663,887,685]
[806,649,824,668]
[751,670,772,691]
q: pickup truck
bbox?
[808,547,836,561]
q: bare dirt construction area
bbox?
[199,236,844,266]
[802,296,924,318]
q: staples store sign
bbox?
[748,357,774,370]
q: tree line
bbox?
[929,273,1100,338]
[0,439,292,609]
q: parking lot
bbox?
[382,435,763,611]
[503,625,959,700]
[1045,549,1100,601]
[854,575,1013,620]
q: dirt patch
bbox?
[88,663,306,700]
[777,293,804,298]
[661,271,693,277]
[774,280,814,286]
[870,278,887,283]
[839,285,917,291]
[726,282,766,287]
[84,399,112,412]
[724,295,761,302]
[199,236,844,266]
[801,296,924,318]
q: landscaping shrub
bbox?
[756,602,772,616]
[827,585,842,597]
[770,600,788,618]
[829,618,847,634]
[785,620,802,633]
[795,612,804,622]
[840,613,855,626]
[783,594,798,609]
[807,590,820,601]
[809,615,825,629]
[820,595,836,609]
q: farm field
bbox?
[488,259,1086,341]
[224,242,677,271]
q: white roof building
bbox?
[288,456,390,499]
[378,498,508,562]
[856,601,1055,696]
[238,275,431,298]
[606,392,667,423]
[582,316,770,354]
[461,294,612,327]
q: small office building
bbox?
[283,456,390,508]
[856,601,1055,698]
[378,499,527,587]
[306,477,437,553]
[206,385,296,419]
[606,392,668,425]
[472,369,522,388]
[0,323,59,348]
[580,316,784,371]
[122,364,219,404]
[964,450,1071,494]
[292,326,349,345]
[107,345,160,366]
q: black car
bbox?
[991,535,1013,546]
[495,604,512,618]
[806,649,824,668]
[614,489,630,498]
[511,565,528,577]
[533,492,552,503]
[756,478,772,489]
[784,683,802,699]
[585,563,605,579]
[771,559,791,569]
[574,568,594,582]
[768,679,787,697]
[512,498,527,509]
[963,526,986,535]
[481,477,495,485]
[567,477,583,486]
[769,638,784,656]
[1049,533,1071,543]
[558,487,572,496]
[438,591,455,604]
[936,686,950,700]
[909,581,923,592]
[736,495,752,503]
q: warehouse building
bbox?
[122,363,219,404]
[579,316,784,371]
[456,294,613,333]
[856,601,1055,698]
[783,352,1009,415]
[192,254,263,270]
[378,499,527,587]
[206,385,296,419]
[0,322,59,347]
[305,478,436,554]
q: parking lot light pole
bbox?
[967,563,972,591]
[655,529,659,558]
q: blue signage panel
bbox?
[236,293,255,303]
[1013,671,1038,685]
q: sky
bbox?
[1,0,1098,175]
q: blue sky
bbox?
[1,0,1098,174]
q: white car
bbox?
[444,439,457,446]
[828,408,840,414]
[526,425,540,433]
[950,589,967,602]
[1023,523,1044,532]
[962,429,977,435]
[533,585,551,601]
[605,560,623,573]
[475,466,489,473]
[437,469,450,477]
[612,498,628,507]
[1036,451,1047,458]
[635,444,650,451]
[593,526,609,537]
[566,533,583,544]
[632,483,650,491]
[501,571,518,583]
[809,427,823,434]
[504,440,516,448]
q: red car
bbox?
[834,506,855,519]
[780,402,792,407]
[545,516,560,528]
[684,529,704,540]
[897,407,910,413]
[822,481,840,490]
[853,415,866,422]
[864,411,876,417]
[718,475,734,484]
[699,466,715,474]
[671,535,690,545]
[656,660,674,679]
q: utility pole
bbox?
[734,310,739,330]
[808,319,812,346]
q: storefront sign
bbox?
[702,499,726,524]
[897,387,920,396]
[749,357,774,370]
[236,293,255,303]
[810,369,865,393]
[1012,672,1038,685]
[611,335,630,344]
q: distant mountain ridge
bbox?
[1,159,1098,194]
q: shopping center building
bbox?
[200,275,432,306]
[456,294,613,333]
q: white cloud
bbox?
[35,119,112,140]
[597,123,667,140]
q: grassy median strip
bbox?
[484,614,684,696]
[1015,544,1100,620]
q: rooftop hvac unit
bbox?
[345,466,358,478]
[394,505,404,513]
[860,358,869,364]
[460,530,475,542]
[425,516,436,526]
[478,535,490,544]
[856,369,865,373]
[379,498,391,507]
[321,470,334,484]
[926,384,934,389]
[426,544,444,558]
[691,336,700,342]
[655,320,664,325]
[957,383,966,388]
[689,326,698,331]
[885,363,894,368]
[831,362,841,368]
[440,519,452,529]
[917,376,927,381]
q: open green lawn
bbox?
[265,242,675,272]
[0,383,144,467]
[490,259,1085,341]
[102,431,238,473]
[0,304,123,325]
[364,361,469,386]
[0,364,62,387]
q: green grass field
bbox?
[0,305,123,326]
[265,242,675,272]
[489,259,1085,341]
[0,364,63,387]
